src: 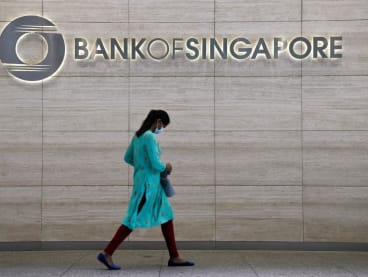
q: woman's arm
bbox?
[124,138,134,166]
[143,132,166,172]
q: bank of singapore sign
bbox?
[0,15,343,82]
[75,36,342,61]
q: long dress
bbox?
[122,130,174,230]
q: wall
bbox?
[0,0,367,244]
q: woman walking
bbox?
[97,109,194,270]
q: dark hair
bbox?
[136,110,170,137]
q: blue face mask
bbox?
[154,119,164,134]
[154,127,164,134]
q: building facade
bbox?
[0,0,367,246]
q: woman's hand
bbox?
[165,163,172,174]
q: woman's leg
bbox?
[104,224,132,257]
[161,220,194,266]
[161,220,179,259]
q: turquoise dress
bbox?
[122,130,174,230]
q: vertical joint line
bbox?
[41,81,44,237]
[128,0,131,191]
[213,0,217,247]
[41,0,44,236]
[301,0,305,242]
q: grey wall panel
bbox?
[130,77,214,131]
[159,131,215,186]
[302,20,368,76]
[129,23,214,76]
[56,23,129,77]
[0,23,11,77]
[303,131,368,187]
[215,22,301,77]
[0,22,8,76]
[171,186,215,241]
[126,131,215,187]
[0,77,42,131]
[43,132,129,186]
[304,186,368,242]
[303,76,368,130]
[0,54,7,76]
[216,0,301,22]
[303,0,368,21]
[216,185,303,241]
[0,0,367,245]
[130,0,214,23]
[0,186,41,241]
[42,186,128,241]
[130,186,215,241]
[43,0,128,23]
[0,1,42,22]
[44,77,128,131]
[216,131,302,186]
[0,131,41,187]
[215,77,301,131]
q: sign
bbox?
[0,15,343,83]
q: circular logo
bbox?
[0,15,65,82]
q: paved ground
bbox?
[0,250,367,276]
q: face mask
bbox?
[154,127,164,134]
[154,120,164,134]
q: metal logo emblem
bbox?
[0,15,65,82]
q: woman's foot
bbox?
[97,252,121,270]
[104,252,114,265]
[168,256,195,267]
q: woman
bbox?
[97,109,194,270]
